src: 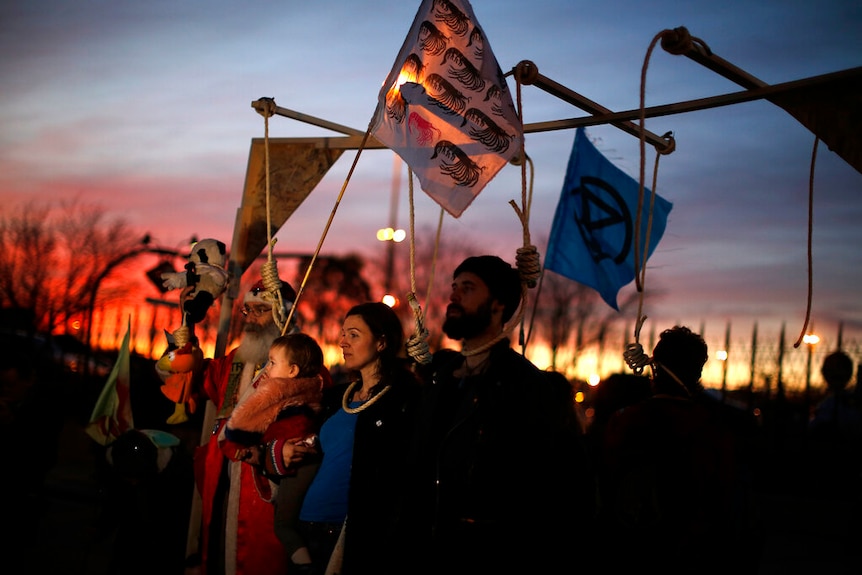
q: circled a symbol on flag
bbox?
[571,175,633,265]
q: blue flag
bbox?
[545,128,672,310]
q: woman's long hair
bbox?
[345,302,413,391]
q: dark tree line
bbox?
[0,198,625,376]
[0,199,143,336]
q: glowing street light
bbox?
[378,226,405,303]
[802,333,820,346]
[376,227,406,242]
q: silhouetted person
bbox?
[601,326,759,574]
[587,372,651,440]
[0,332,65,555]
[397,255,595,575]
[808,351,862,494]
[810,351,862,443]
[101,428,194,575]
[585,372,650,523]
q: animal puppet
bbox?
[156,340,203,425]
[161,238,229,324]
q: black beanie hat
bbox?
[453,255,522,323]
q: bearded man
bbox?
[396,255,596,575]
[181,279,298,575]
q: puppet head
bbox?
[161,238,229,324]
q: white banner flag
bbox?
[371,0,523,218]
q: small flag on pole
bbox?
[371,0,523,218]
[545,128,673,310]
[85,317,134,445]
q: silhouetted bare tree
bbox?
[530,268,640,371]
[0,199,143,336]
[291,254,373,349]
[0,201,56,329]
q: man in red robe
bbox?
[187,280,298,575]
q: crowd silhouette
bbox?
[3,301,862,573]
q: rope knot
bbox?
[406,331,432,365]
[657,131,676,155]
[173,325,191,348]
[513,60,539,85]
[254,97,277,118]
[659,27,693,55]
[515,245,541,288]
[405,292,432,365]
[623,342,651,375]
[260,260,288,330]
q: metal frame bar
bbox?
[520,66,862,134]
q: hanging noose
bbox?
[254,98,289,333]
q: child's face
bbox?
[266,346,296,380]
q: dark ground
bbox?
[1,342,860,574]
[1,408,859,574]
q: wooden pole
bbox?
[748,322,758,410]
[777,323,786,401]
[805,324,816,413]
[721,321,730,402]
[837,321,844,350]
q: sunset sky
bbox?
[3,0,861,358]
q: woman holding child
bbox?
[294,302,421,575]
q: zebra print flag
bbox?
[371,0,523,218]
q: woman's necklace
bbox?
[342,380,392,414]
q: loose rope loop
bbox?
[792,136,819,348]
[469,68,535,357]
[510,73,539,291]
[254,97,289,334]
[625,31,671,374]
[403,167,435,365]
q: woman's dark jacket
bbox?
[316,367,420,574]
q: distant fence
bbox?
[537,321,861,397]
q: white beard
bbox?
[235,322,279,366]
